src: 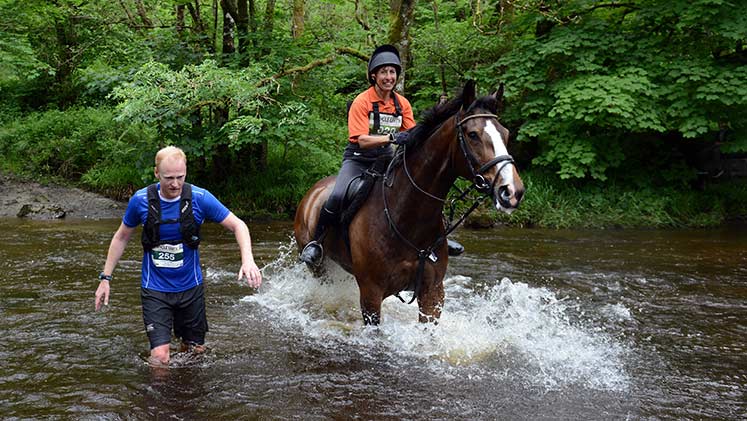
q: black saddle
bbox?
[339,155,390,226]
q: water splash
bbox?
[242,240,630,392]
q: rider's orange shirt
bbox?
[347,86,416,143]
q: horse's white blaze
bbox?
[484,120,515,188]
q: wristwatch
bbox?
[98,272,112,282]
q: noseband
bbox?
[456,112,515,196]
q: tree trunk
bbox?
[263,0,276,37]
[212,0,219,46]
[176,4,185,37]
[223,4,236,54]
[187,2,205,34]
[237,0,249,56]
[387,0,416,92]
[54,15,78,108]
[431,0,447,96]
[118,0,137,28]
[291,0,304,38]
[249,0,257,33]
[259,0,276,57]
[134,0,153,27]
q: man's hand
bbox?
[95,281,110,311]
[239,261,262,289]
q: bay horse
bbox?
[294,80,524,325]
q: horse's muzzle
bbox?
[496,184,524,212]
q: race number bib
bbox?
[369,112,403,135]
[150,243,184,268]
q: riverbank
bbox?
[0,173,125,219]
[2,170,745,227]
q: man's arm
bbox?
[220,212,262,288]
[95,222,136,311]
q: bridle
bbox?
[381,110,516,304]
[455,112,515,197]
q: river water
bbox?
[0,217,744,420]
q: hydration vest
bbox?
[141,183,200,251]
[344,93,403,162]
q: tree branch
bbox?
[134,0,153,27]
[117,0,138,28]
[256,47,367,87]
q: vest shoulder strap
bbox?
[142,183,161,251]
[141,183,200,251]
[179,183,200,249]
[392,92,402,116]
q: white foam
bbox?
[242,240,630,391]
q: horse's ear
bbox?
[462,80,477,108]
[437,92,448,106]
[491,83,505,114]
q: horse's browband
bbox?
[457,113,498,126]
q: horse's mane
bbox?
[406,89,499,152]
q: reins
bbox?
[382,110,515,304]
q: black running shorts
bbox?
[141,284,208,349]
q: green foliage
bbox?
[0,107,155,188]
[211,140,341,218]
[499,1,747,180]
[495,170,733,229]
[110,59,271,153]
[0,31,53,85]
[0,0,745,226]
[75,60,136,105]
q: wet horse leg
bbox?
[417,280,445,324]
[357,282,383,325]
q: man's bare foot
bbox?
[179,342,207,354]
[148,355,169,368]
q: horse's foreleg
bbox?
[417,280,445,324]
[358,283,383,326]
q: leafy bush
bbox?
[498,3,747,181]
[495,170,737,229]
[0,107,155,192]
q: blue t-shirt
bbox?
[123,183,230,292]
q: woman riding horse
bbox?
[299,45,416,266]
[295,79,525,325]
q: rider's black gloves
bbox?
[388,131,410,145]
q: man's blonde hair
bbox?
[154,146,187,169]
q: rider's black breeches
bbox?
[323,158,371,214]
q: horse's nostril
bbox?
[499,186,510,199]
[498,186,512,207]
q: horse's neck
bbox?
[389,124,458,222]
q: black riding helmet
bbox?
[368,45,402,85]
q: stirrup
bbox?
[299,240,324,266]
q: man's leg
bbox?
[141,288,175,366]
[174,284,208,354]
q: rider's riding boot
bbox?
[447,239,465,256]
[300,207,337,266]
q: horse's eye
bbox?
[468,131,480,141]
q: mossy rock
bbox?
[464,208,496,229]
